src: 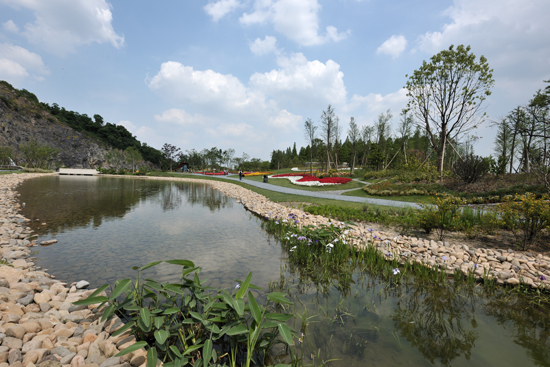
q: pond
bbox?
[17,176,550,367]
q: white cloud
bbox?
[267,110,302,132]
[0,42,48,85]
[240,0,348,46]
[2,20,19,33]
[118,120,136,131]
[250,35,277,55]
[1,0,124,56]
[416,0,550,97]
[250,52,347,108]
[376,35,407,59]
[154,109,207,126]
[204,0,241,22]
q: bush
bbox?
[498,193,550,250]
[452,154,490,183]
[416,196,464,240]
[74,260,294,367]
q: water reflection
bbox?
[391,282,478,366]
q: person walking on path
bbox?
[239,169,243,181]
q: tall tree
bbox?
[398,110,413,165]
[320,105,336,172]
[405,44,494,177]
[161,143,181,171]
[304,118,317,175]
[347,117,360,174]
[374,110,392,166]
[124,146,143,172]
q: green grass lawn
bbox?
[243,175,365,191]
[161,172,406,212]
[342,188,435,204]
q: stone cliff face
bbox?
[0,84,110,168]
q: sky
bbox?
[0,0,549,161]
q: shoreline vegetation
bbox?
[2,172,550,367]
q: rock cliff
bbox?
[0,82,110,168]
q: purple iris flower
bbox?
[540,275,547,281]
[441,256,448,261]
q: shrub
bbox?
[74,260,294,367]
[416,196,464,240]
[498,193,550,250]
[452,154,490,183]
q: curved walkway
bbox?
[214,174,422,209]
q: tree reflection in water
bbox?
[391,280,479,366]
[484,290,550,367]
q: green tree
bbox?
[105,149,125,169]
[161,143,181,171]
[125,146,143,172]
[347,117,360,174]
[304,117,318,174]
[405,44,494,177]
[320,105,336,172]
[19,139,58,169]
[0,147,12,165]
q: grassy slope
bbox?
[342,188,436,204]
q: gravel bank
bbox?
[1,173,549,367]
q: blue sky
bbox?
[1,0,549,161]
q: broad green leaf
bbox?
[153,317,164,330]
[248,291,261,324]
[203,339,212,365]
[111,321,135,337]
[137,318,151,332]
[164,284,186,295]
[72,296,108,306]
[211,303,228,310]
[165,259,195,267]
[162,308,180,315]
[207,316,226,323]
[146,347,158,367]
[235,272,252,299]
[144,281,163,292]
[182,344,203,356]
[154,330,169,345]
[267,293,293,305]
[114,341,147,357]
[141,260,163,271]
[261,320,281,329]
[86,284,109,299]
[274,364,291,367]
[100,304,116,322]
[234,298,244,316]
[181,266,199,278]
[278,324,293,345]
[109,279,132,301]
[189,311,205,322]
[169,345,182,358]
[140,308,151,329]
[225,324,249,336]
[265,313,293,322]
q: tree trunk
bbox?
[437,132,447,178]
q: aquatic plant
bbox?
[74,260,295,367]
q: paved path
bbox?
[209,174,422,209]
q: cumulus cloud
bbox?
[204,0,241,22]
[250,52,347,108]
[0,42,48,85]
[1,0,124,56]
[250,35,277,55]
[376,35,407,59]
[416,0,550,97]
[240,0,349,46]
[2,20,19,33]
[154,109,207,126]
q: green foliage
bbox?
[363,181,447,196]
[498,193,550,250]
[452,154,490,183]
[0,146,12,165]
[19,139,58,169]
[416,196,464,240]
[75,260,294,367]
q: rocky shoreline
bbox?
[1,172,549,367]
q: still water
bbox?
[17,176,550,367]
